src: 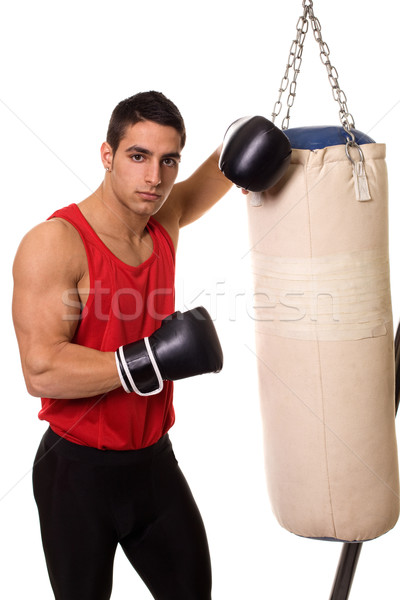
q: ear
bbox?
[101,142,114,171]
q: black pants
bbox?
[33,428,212,600]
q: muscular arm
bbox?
[12,219,120,399]
[155,146,233,242]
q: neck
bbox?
[82,184,150,244]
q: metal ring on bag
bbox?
[345,140,365,166]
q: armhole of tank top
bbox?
[150,217,176,263]
[49,214,95,318]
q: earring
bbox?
[105,167,110,171]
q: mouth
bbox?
[137,191,162,202]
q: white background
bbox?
[1,0,400,598]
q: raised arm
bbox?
[12,219,120,399]
[155,146,233,239]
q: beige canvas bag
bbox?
[246,1,400,542]
[247,143,399,541]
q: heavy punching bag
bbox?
[221,0,400,544]
[247,127,399,542]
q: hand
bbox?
[219,115,292,192]
[116,307,223,395]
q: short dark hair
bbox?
[106,91,186,154]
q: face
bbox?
[101,120,182,217]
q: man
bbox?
[12,91,232,600]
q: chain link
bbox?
[272,0,356,141]
[272,5,309,129]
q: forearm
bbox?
[176,147,233,228]
[23,341,121,399]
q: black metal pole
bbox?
[329,322,400,599]
[329,543,363,600]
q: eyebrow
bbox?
[124,145,181,160]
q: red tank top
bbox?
[38,203,176,450]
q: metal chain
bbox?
[307,2,356,140]
[272,0,356,142]
[272,2,309,130]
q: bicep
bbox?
[12,223,82,373]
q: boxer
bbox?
[13,91,287,600]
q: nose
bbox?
[145,160,162,187]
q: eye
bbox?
[130,154,145,162]
[162,157,179,167]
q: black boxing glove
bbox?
[219,115,292,192]
[115,306,223,395]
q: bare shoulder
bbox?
[13,217,87,284]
